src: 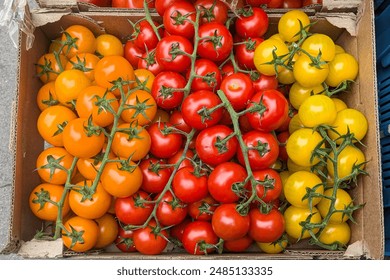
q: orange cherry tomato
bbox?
[62,216,99,252]
[65,52,100,81]
[36,53,68,84]
[36,81,59,111]
[94,213,119,249]
[61,25,97,59]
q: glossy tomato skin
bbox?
[188,196,218,221]
[235,37,264,70]
[237,130,279,171]
[195,125,238,166]
[62,216,99,253]
[115,191,153,225]
[155,35,193,73]
[155,0,182,16]
[133,20,162,51]
[140,158,172,194]
[156,190,188,226]
[94,55,135,97]
[36,147,75,185]
[167,148,195,171]
[62,118,105,159]
[197,22,233,63]
[163,1,196,39]
[170,218,192,243]
[94,213,119,249]
[172,166,209,203]
[133,220,168,255]
[188,59,222,92]
[115,226,137,252]
[252,168,283,203]
[36,53,68,84]
[248,208,285,243]
[181,90,223,130]
[61,25,96,59]
[220,72,254,111]
[169,110,192,134]
[148,122,183,159]
[101,160,143,198]
[235,7,268,38]
[251,74,278,92]
[69,180,112,220]
[246,89,289,132]
[224,235,253,252]
[29,183,70,221]
[137,48,164,76]
[151,71,186,110]
[124,41,143,68]
[182,221,219,255]
[212,203,250,241]
[195,0,229,25]
[208,162,247,203]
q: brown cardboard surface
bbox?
[5,0,384,259]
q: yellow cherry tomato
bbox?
[298,94,337,127]
[332,98,348,112]
[284,205,322,239]
[278,10,310,42]
[289,82,325,110]
[326,53,359,87]
[327,145,366,179]
[318,222,351,247]
[317,188,353,223]
[301,33,336,62]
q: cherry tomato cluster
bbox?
[78,0,322,9]
[30,0,366,256]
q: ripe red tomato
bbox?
[172,166,209,203]
[246,89,289,132]
[132,20,163,51]
[212,203,250,241]
[133,220,168,255]
[248,208,285,243]
[124,41,143,69]
[169,110,192,134]
[182,221,219,255]
[181,90,223,130]
[115,226,137,252]
[155,35,193,72]
[208,162,247,203]
[156,190,188,226]
[277,131,289,162]
[197,22,233,62]
[140,158,172,194]
[188,196,218,221]
[195,125,238,166]
[163,1,196,39]
[167,148,195,171]
[115,191,153,225]
[237,130,279,171]
[220,72,254,111]
[151,71,186,110]
[251,74,279,92]
[235,37,264,70]
[195,0,229,25]
[138,48,164,76]
[155,0,182,16]
[224,235,253,252]
[170,218,192,243]
[187,59,222,92]
[235,7,268,38]
[148,122,183,159]
[252,168,283,203]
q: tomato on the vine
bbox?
[195,124,238,166]
[133,220,168,255]
[212,203,250,241]
[182,221,219,255]
[235,7,268,38]
[115,226,137,252]
[140,158,172,194]
[208,162,247,203]
[115,191,154,225]
[197,22,233,63]
[132,19,162,51]
[248,208,285,243]
[246,89,289,132]
[172,166,209,203]
[237,130,280,171]
[148,122,183,159]
[220,72,254,111]
[188,195,218,221]
[195,0,229,25]
[155,35,193,73]
[62,216,99,253]
[187,59,222,92]
[156,190,188,226]
[252,168,283,203]
[163,1,196,39]
[151,71,186,110]
[94,213,119,249]
[29,183,70,222]
[181,90,223,130]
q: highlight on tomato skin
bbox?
[31,3,365,256]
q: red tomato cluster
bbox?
[30,0,363,256]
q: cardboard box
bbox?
[2,0,384,259]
